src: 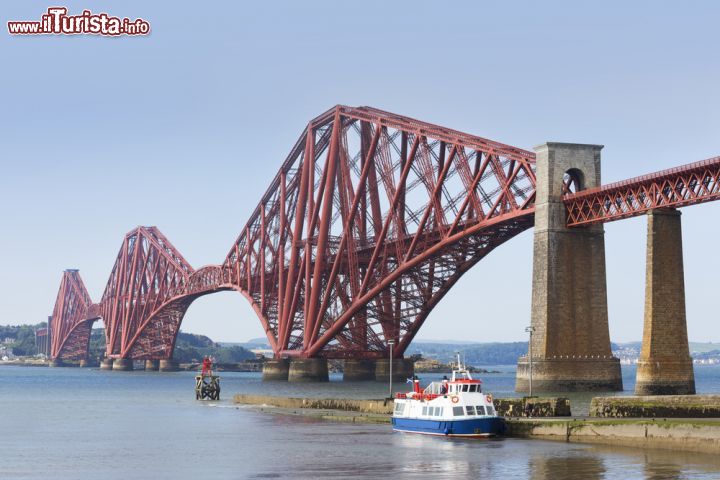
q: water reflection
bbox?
[2,367,720,479]
[529,453,605,480]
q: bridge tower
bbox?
[635,209,695,394]
[516,143,622,392]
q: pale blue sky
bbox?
[2,1,719,343]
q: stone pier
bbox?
[144,359,160,371]
[159,359,180,372]
[343,359,377,381]
[635,209,695,395]
[262,359,290,381]
[375,358,414,382]
[516,142,622,392]
[288,358,329,382]
[112,358,134,371]
[100,358,114,370]
[49,359,65,367]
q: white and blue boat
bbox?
[391,356,505,437]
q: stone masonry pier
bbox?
[635,209,695,395]
[516,143,622,392]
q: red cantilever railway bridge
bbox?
[49,105,720,363]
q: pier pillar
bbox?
[516,143,622,392]
[79,358,97,368]
[145,359,160,371]
[635,209,695,395]
[112,358,134,371]
[159,359,180,372]
[288,358,329,382]
[343,359,377,381]
[262,359,290,381]
[100,358,114,370]
[375,358,414,382]
[49,359,65,367]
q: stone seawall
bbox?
[495,397,571,417]
[590,395,720,418]
[506,419,720,455]
[234,394,720,454]
[234,394,570,417]
[233,394,394,414]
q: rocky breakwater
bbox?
[590,395,720,418]
[495,397,571,417]
[505,418,720,454]
[234,394,394,414]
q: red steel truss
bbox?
[218,106,537,358]
[48,105,720,363]
[100,226,197,359]
[49,106,538,361]
[50,270,100,360]
[565,156,720,226]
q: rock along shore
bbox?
[507,418,720,455]
[233,394,720,454]
[590,395,720,418]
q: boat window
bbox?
[470,385,477,392]
[486,405,495,415]
[476,405,486,415]
[394,403,405,415]
[465,406,476,415]
[436,407,443,417]
[462,385,469,392]
[453,406,464,416]
[422,406,428,416]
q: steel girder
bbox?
[99,226,195,358]
[50,106,540,361]
[565,156,720,226]
[48,107,720,362]
[220,106,538,358]
[49,270,100,360]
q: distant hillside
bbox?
[407,342,528,366]
[228,338,270,350]
[0,323,47,356]
[689,342,720,354]
[90,328,256,363]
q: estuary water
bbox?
[1,365,720,479]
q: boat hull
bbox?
[392,416,506,437]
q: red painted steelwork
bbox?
[49,106,538,361]
[219,105,537,359]
[565,156,720,226]
[48,105,720,363]
[99,226,196,359]
[50,270,100,360]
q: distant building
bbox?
[0,346,15,360]
[250,348,273,359]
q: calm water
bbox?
[1,365,720,479]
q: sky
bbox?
[1,1,719,344]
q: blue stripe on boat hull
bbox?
[392,417,506,437]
